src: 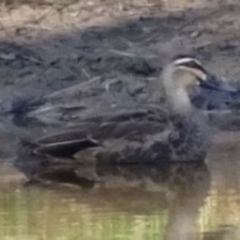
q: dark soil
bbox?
[0,0,239,157]
[0,1,239,104]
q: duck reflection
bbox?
[27,162,210,240]
[162,164,208,240]
[95,163,210,240]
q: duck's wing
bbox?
[34,138,100,159]
[31,106,169,158]
[15,107,172,181]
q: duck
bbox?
[14,56,235,182]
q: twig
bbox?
[109,49,136,58]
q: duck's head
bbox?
[162,55,235,114]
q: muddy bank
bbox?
[0,2,240,106]
[0,1,238,158]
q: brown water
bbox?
[0,139,240,240]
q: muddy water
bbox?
[0,141,239,240]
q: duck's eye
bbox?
[196,76,205,85]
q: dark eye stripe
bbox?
[172,54,207,73]
[173,57,207,74]
[178,60,206,73]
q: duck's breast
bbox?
[168,115,208,162]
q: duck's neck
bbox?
[168,88,194,116]
[163,66,195,116]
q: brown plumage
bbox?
[14,56,235,182]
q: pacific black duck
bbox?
[13,56,235,181]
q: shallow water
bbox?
[0,139,240,240]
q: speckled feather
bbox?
[14,56,228,182]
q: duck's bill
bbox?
[200,75,237,93]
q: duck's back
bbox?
[15,107,209,183]
[15,107,173,181]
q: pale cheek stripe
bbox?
[177,66,207,81]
